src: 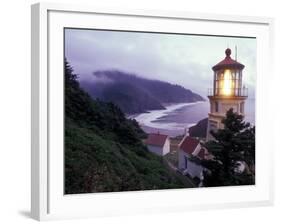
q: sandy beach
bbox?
[130,102,205,137]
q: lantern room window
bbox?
[208,48,248,98]
[214,69,239,96]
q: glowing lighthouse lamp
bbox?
[220,69,233,96]
[207,48,248,140]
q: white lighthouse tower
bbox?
[207,48,248,140]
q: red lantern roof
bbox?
[212,48,245,71]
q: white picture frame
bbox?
[31,2,274,221]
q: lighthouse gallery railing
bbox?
[207,87,248,97]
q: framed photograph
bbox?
[31,2,274,221]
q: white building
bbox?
[178,136,207,179]
[145,133,170,156]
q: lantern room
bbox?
[209,48,247,97]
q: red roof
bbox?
[179,136,200,155]
[145,133,168,147]
[212,48,244,71]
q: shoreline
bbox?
[129,101,204,136]
[127,101,205,119]
[127,99,255,137]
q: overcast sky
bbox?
[65,28,256,98]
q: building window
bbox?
[209,120,218,133]
[240,102,245,114]
[215,101,219,112]
[184,156,188,169]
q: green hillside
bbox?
[64,60,188,194]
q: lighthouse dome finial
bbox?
[225,48,231,57]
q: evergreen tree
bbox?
[201,108,255,187]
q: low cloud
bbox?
[65,29,256,98]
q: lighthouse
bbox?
[206,48,248,140]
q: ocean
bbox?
[132,99,255,137]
